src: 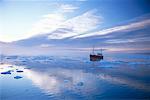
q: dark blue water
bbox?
[0,53,150,100]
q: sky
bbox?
[0,0,150,54]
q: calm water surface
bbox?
[0,53,150,100]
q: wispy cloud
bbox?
[59,4,79,13]
[11,13,150,53]
[48,10,102,39]
[40,44,54,48]
[21,4,80,40]
[25,13,66,39]
[22,9,102,40]
[73,18,150,38]
[77,0,87,2]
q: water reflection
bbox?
[1,63,150,99]
[24,68,100,95]
[23,66,150,96]
[98,74,150,91]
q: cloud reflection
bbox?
[98,74,150,91]
[24,68,100,96]
[23,67,150,96]
[1,63,150,98]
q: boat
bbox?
[90,47,103,61]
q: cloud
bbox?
[40,44,53,48]
[59,4,79,13]
[19,9,102,40]
[73,18,150,38]
[48,10,102,39]
[77,0,87,1]
[25,13,66,39]
[9,13,150,52]
[47,28,74,39]
[49,3,79,13]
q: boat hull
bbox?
[90,54,103,61]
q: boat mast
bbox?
[92,45,95,54]
[0,47,4,64]
[0,51,2,64]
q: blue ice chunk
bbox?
[14,76,23,79]
[16,70,24,73]
[1,71,11,74]
[64,79,69,83]
[77,82,84,86]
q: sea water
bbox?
[0,52,150,100]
